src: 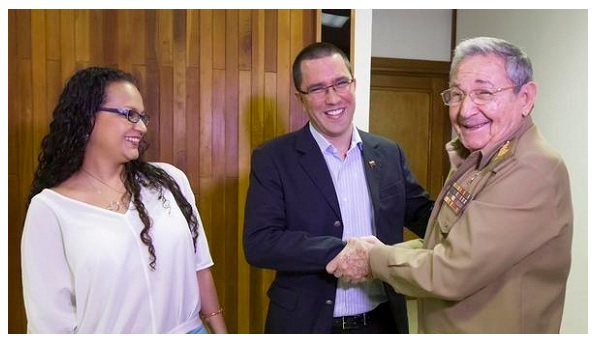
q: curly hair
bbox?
[28,66,199,270]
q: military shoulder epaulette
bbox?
[490,140,515,169]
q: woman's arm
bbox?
[21,196,77,333]
[197,268,227,333]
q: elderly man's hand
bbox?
[326,236,383,284]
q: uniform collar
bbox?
[448,116,534,170]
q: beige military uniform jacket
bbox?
[370,117,573,333]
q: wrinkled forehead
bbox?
[451,54,509,87]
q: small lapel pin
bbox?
[368,160,376,168]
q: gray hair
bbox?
[450,37,533,92]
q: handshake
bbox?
[325,236,383,284]
[326,236,425,284]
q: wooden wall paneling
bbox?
[17,63,33,212]
[258,12,275,322]
[140,11,160,163]
[130,10,146,67]
[211,71,226,180]
[251,9,265,147]
[45,10,60,61]
[238,10,252,71]
[263,11,277,141]
[45,12,61,124]
[237,69,252,333]
[31,10,48,172]
[264,10,277,73]
[159,12,175,164]
[173,9,188,170]
[210,11,227,281]
[223,175,239,330]
[8,9,27,334]
[7,10,19,174]
[141,10,160,163]
[223,15,241,328]
[225,10,240,178]
[101,10,118,67]
[289,9,310,131]
[74,10,90,66]
[212,10,226,70]
[30,10,44,136]
[8,16,26,327]
[158,10,173,65]
[116,9,131,70]
[185,67,200,191]
[186,10,199,68]
[46,60,61,137]
[12,58,34,336]
[197,178,213,250]
[263,72,277,141]
[8,10,17,174]
[142,64,161,162]
[7,6,16,207]
[210,67,227,300]
[15,10,31,59]
[199,10,213,180]
[8,172,27,334]
[159,66,174,163]
[276,10,291,137]
[197,13,214,309]
[88,10,103,66]
[59,10,76,81]
[302,9,316,49]
[144,10,157,65]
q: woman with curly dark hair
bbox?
[21,66,227,334]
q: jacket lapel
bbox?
[358,131,382,219]
[296,125,342,220]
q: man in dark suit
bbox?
[243,42,433,334]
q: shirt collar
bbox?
[309,122,363,155]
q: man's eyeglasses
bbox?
[298,78,355,98]
[440,86,516,106]
[97,107,150,125]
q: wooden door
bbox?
[369,57,451,239]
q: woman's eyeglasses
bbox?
[97,107,150,125]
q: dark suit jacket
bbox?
[243,123,433,333]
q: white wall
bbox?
[358,9,588,334]
[371,9,453,61]
[353,9,372,132]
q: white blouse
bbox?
[21,162,214,333]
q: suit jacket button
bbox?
[325,300,333,305]
[333,221,342,227]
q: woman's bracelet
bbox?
[201,307,224,321]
